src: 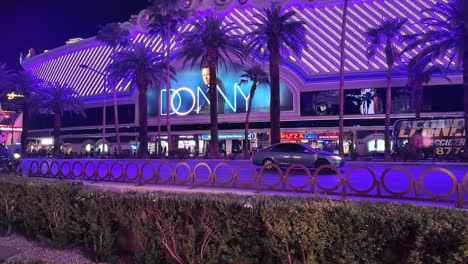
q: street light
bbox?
[79,64,121,155]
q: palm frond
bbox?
[96,23,131,48]
[147,0,187,37]
[239,65,269,86]
[105,44,175,89]
[178,14,245,70]
[403,0,467,69]
[36,82,85,118]
[246,6,306,59]
[0,63,14,90]
[365,18,406,64]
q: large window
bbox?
[300,84,463,116]
[28,104,135,130]
[300,89,383,116]
[367,139,385,152]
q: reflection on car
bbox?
[0,144,21,173]
[251,143,345,169]
[0,144,21,160]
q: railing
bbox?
[22,159,468,208]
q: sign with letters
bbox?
[394,118,465,157]
[147,62,293,117]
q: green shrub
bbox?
[0,176,25,236]
[15,178,83,247]
[116,193,263,263]
[0,176,467,263]
[75,191,119,262]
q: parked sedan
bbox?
[251,143,345,169]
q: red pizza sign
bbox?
[281,131,339,141]
[280,132,305,140]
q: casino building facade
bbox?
[21,0,463,156]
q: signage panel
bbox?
[281,131,339,141]
[148,62,293,117]
[201,133,254,140]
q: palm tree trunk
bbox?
[338,0,349,157]
[102,97,106,154]
[208,62,220,158]
[109,46,121,156]
[137,79,149,158]
[412,83,423,119]
[244,83,257,159]
[20,98,29,154]
[270,47,281,144]
[384,66,393,161]
[462,50,468,162]
[53,113,61,156]
[165,27,172,155]
[112,85,121,155]
[157,86,162,157]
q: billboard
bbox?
[300,84,464,116]
[147,62,293,117]
[393,117,465,157]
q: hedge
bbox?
[0,175,467,263]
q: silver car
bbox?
[252,143,345,169]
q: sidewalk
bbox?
[0,245,22,261]
[80,180,463,208]
[346,155,468,163]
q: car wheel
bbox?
[263,159,274,170]
[315,159,330,168]
[315,159,332,174]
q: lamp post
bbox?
[79,64,121,155]
[11,106,14,145]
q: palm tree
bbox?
[0,65,39,154]
[11,71,40,154]
[366,18,406,161]
[178,14,244,158]
[239,65,269,158]
[246,6,306,145]
[147,0,187,155]
[96,23,131,155]
[407,54,446,118]
[106,44,173,158]
[35,82,85,156]
[0,63,14,90]
[338,0,349,157]
[403,0,468,161]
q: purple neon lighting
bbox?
[59,53,76,85]
[78,48,100,96]
[22,0,455,98]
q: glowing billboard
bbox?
[147,63,293,117]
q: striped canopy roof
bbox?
[22,0,452,99]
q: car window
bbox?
[289,144,307,152]
[263,145,276,152]
[269,145,287,152]
[271,144,304,152]
[302,144,316,152]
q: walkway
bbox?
[0,245,22,261]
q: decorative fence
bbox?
[21,159,468,208]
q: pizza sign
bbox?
[280,132,305,140]
[280,132,339,141]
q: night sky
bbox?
[0,0,149,69]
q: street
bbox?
[23,158,468,207]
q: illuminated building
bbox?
[21,0,462,156]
